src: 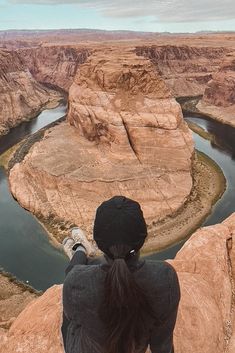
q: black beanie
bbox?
[93,196,147,255]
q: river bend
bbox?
[1,108,235,289]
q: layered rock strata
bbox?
[197,55,235,127]
[136,45,228,97]
[1,213,235,353]
[9,48,194,240]
[0,49,62,136]
[18,45,91,91]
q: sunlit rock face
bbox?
[9,48,194,237]
[0,49,61,136]
[1,213,235,353]
[18,45,91,91]
[197,54,235,127]
[135,45,227,97]
[203,55,235,107]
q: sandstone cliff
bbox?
[1,213,235,353]
[197,54,235,127]
[136,45,228,97]
[0,49,62,136]
[9,48,194,242]
[0,271,39,337]
[18,45,91,91]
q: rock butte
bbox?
[9,48,194,239]
[0,49,62,136]
[1,213,235,353]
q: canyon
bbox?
[18,45,90,91]
[197,53,235,127]
[2,31,235,353]
[0,44,91,137]
[0,49,62,136]
[1,213,235,353]
[135,44,227,97]
[8,46,194,245]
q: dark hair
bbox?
[99,244,153,353]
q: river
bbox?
[0,106,68,290]
[0,108,235,290]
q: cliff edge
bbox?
[1,213,235,353]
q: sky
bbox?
[0,0,235,33]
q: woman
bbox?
[62,196,180,353]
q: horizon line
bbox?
[0,28,235,35]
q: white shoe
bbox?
[70,227,96,257]
[62,237,76,259]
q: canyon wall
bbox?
[18,45,91,91]
[9,48,194,241]
[197,54,235,127]
[1,213,235,353]
[136,45,228,97]
[0,49,62,136]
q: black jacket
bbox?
[62,251,180,353]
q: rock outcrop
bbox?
[0,271,39,337]
[0,49,62,136]
[136,45,228,97]
[197,54,235,127]
[1,213,235,353]
[9,48,194,241]
[18,45,91,91]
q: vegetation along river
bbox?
[0,107,234,290]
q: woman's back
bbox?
[63,256,180,353]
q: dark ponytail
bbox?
[99,244,153,353]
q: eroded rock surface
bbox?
[136,45,228,97]
[9,48,194,240]
[197,54,235,127]
[0,49,62,136]
[1,214,235,353]
[0,271,39,333]
[18,45,91,91]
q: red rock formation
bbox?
[203,55,235,107]
[1,213,235,353]
[0,272,39,331]
[197,54,235,127]
[18,45,91,91]
[9,48,194,239]
[0,49,62,136]
[136,45,228,97]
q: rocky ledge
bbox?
[1,213,235,353]
[9,47,194,243]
